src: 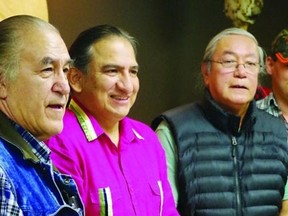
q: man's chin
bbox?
[48,122,64,136]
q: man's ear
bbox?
[201,62,209,87]
[0,75,8,99]
[265,56,274,76]
[68,68,83,93]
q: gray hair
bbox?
[0,15,59,81]
[202,27,265,74]
[69,24,138,75]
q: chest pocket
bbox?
[89,187,121,216]
[148,180,164,216]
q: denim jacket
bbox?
[0,112,84,216]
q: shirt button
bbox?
[64,178,71,184]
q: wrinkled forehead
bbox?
[214,35,259,58]
[20,29,70,63]
[23,27,61,43]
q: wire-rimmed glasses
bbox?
[208,60,262,74]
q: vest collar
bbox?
[201,90,256,136]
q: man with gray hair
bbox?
[152,28,288,216]
[0,15,83,215]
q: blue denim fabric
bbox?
[0,138,83,216]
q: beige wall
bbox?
[47,0,288,124]
[0,0,48,21]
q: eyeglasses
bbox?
[208,60,261,74]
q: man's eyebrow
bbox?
[130,65,139,70]
[221,50,258,58]
[101,64,121,71]
[101,64,139,71]
[40,57,73,66]
[41,57,53,65]
[68,59,75,66]
[65,59,74,66]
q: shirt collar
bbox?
[69,98,145,142]
[257,92,282,117]
[0,111,50,163]
[13,122,50,163]
[68,99,98,141]
[264,92,279,107]
[132,128,144,140]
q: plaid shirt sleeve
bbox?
[0,167,23,216]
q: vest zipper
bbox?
[231,136,242,216]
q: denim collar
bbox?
[0,111,41,163]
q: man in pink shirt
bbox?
[46,24,178,216]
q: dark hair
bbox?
[69,24,137,74]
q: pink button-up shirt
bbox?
[46,99,178,216]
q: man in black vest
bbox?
[152,28,288,216]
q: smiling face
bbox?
[0,28,71,141]
[70,36,139,127]
[202,35,259,116]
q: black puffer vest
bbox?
[152,93,288,216]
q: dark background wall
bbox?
[47,0,288,124]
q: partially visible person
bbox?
[257,28,288,216]
[257,28,288,121]
[46,24,179,216]
[152,27,288,216]
[255,85,271,100]
[0,15,83,215]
